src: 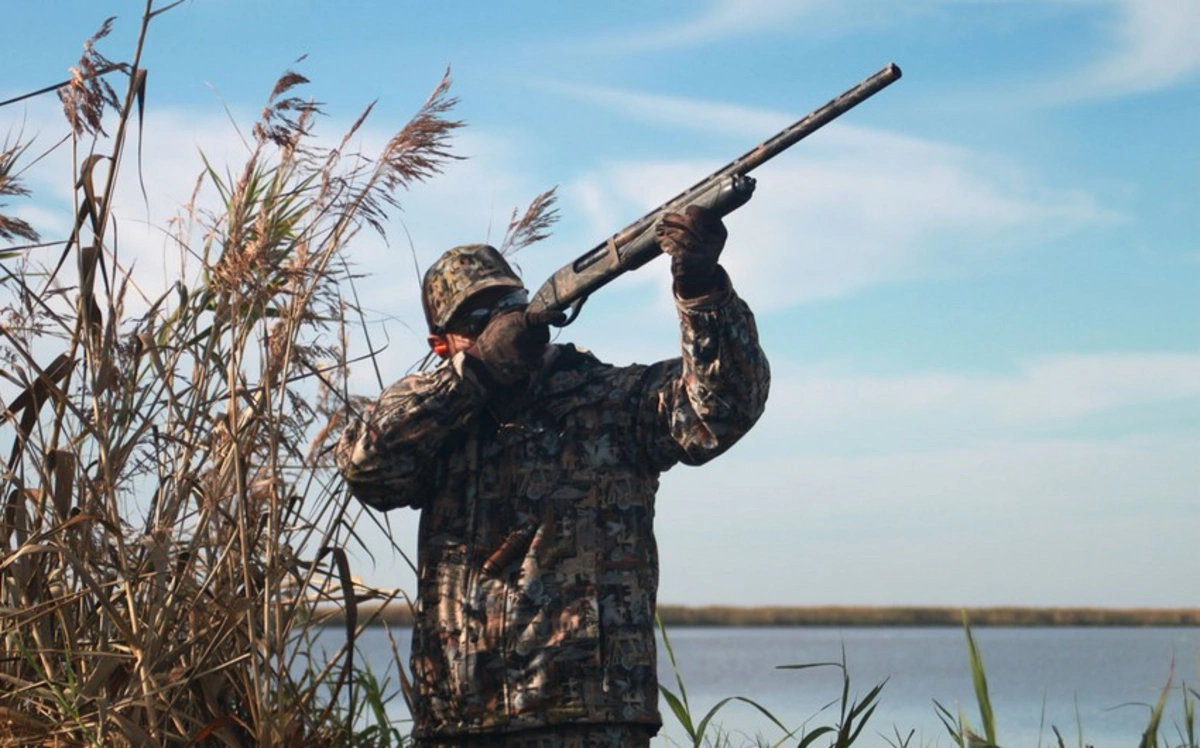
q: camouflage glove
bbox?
[465,310,563,388]
[656,204,728,298]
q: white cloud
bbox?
[1049,0,1200,99]
[1027,0,1200,102]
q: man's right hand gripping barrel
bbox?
[465,310,553,387]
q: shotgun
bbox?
[527,63,902,323]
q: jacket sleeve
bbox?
[335,353,490,511]
[637,266,770,471]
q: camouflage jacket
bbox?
[336,272,769,739]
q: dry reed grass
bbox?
[0,141,40,246]
[499,188,559,257]
[1,3,463,745]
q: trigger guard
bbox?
[559,298,586,326]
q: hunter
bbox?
[336,205,770,747]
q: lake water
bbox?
[323,626,1200,747]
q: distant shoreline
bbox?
[318,604,1200,628]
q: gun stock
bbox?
[528,63,902,322]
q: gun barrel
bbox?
[656,63,902,218]
[740,63,901,173]
[528,63,902,319]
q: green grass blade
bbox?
[693,695,738,740]
[1074,692,1085,748]
[846,680,887,722]
[843,703,879,746]
[658,685,696,743]
[886,727,916,748]
[934,700,968,748]
[1139,664,1173,748]
[698,694,794,741]
[776,661,847,671]
[657,615,690,714]
[797,725,837,748]
[1182,681,1196,748]
[962,611,997,746]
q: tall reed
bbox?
[1,3,461,745]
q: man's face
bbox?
[428,287,528,358]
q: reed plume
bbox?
[0,140,39,245]
[500,187,560,257]
[1,3,461,745]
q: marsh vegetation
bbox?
[0,3,467,744]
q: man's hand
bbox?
[655,205,728,297]
[466,310,562,387]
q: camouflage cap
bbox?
[422,244,525,333]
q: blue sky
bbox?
[4,1,1198,608]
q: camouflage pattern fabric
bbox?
[337,268,770,741]
[422,244,525,333]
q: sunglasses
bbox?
[443,289,529,337]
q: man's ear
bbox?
[428,334,450,360]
